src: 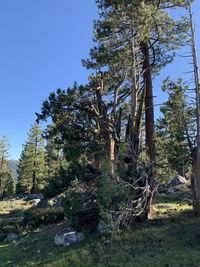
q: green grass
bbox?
[0,199,32,225]
[0,199,33,215]
[0,196,200,267]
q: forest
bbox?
[1,0,200,266]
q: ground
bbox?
[0,195,200,267]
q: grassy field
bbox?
[0,196,200,267]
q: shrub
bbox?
[0,224,21,234]
[22,207,64,228]
[64,179,99,233]
[97,160,130,230]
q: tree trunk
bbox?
[192,151,200,216]
[96,76,111,158]
[115,109,122,171]
[131,87,145,157]
[96,75,119,167]
[189,4,200,215]
[141,41,156,218]
[0,190,5,201]
[141,42,155,163]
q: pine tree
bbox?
[37,0,192,226]
[17,124,48,194]
[0,135,13,200]
[46,136,62,178]
[83,0,190,217]
[156,78,193,180]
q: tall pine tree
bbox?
[17,124,47,194]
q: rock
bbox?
[3,233,18,243]
[3,197,11,201]
[29,199,41,205]
[8,217,18,223]
[55,228,85,247]
[52,196,64,208]
[167,188,176,194]
[181,191,192,201]
[24,194,43,201]
[169,175,188,187]
[33,228,40,233]
[37,198,48,209]
[183,197,193,204]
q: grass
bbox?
[0,199,34,239]
[0,199,32,225]
[0,199,33,214]
[0,195,200,267]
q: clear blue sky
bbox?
[0,1,199,160]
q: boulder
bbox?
[37,198,48,209]
[55,228,85,247]
[52,196,64,208]
[8,217,18,223]
[24,194,43,201]
[3,196,11,201]
[167,188,176,194]
[3,233,18,243]
[29,199,41,205]
[168,175,188,187]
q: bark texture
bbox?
[141,41,156,218]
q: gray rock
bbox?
[182,191,192,198]
[181,191,192,201]
[183,197,193,204]
[37,198,48,208]
[3,197,11,201]
[169,175,188,187]
[4,233,18,243]
[24,194,43,201]
[167,188,176,194]
[53,196,64,208]
[8,217,18,223]
[55,228,85,247]
[29,199,41,205]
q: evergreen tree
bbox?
[17,124,48,194]
[37,86,104,166]
[0,135,13,199]
[46,135,63,178]
[156,78,194,180]
[83,0,190,217]
[37,0,193,226]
